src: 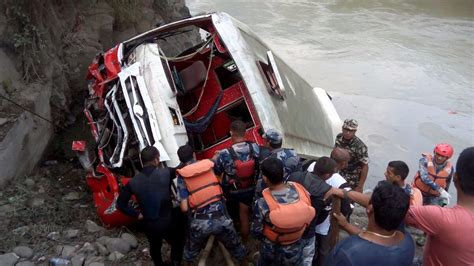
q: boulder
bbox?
[93,242,109,256]
[56,245,77,259]
[85,220,104,233]
[47,231,61,241]
[104,238,131,254]
[96,236,111,246]
[121,233,138,248]
[108,251,124,261]
[89,263,105,266]
[0,253,19,266]
[76,242,97,256]
[64,229,80,239]
[16,261,35,266]
[84,256,103,266]
[71,254,86,266]
[63,192,81,201]
[26,197,45,208]
[13,246,34,259]
[24,178,35,188]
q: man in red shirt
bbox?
[405,147,474,266]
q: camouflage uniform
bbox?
[254,129,303,199]
[335,119,369,188]
[416,156,453,206]
[214,141,260,205]
[177,165,246,262]
[252,184,306,265]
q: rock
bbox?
[85,220,104,233]
[0,253,19,266]
[71,254,86,266]
[93,242,109,256]
[0,203,14,216]
[13,246,34,259]
[108,251,124,261]
[47,231,61,241]
[0,117,9,126]
[104,238,131,254]
[26,196,45,207]
[76,242,97,256]
[96,236,111,246]
[84,256,103,265]
[89,263,105,266]
[56,245,77,259]
[24,178,35,188]
[16,261,35,266]
[121,233,138,248]
[63,192,81,201]
[12,226,29,236]
[64,229,80,239]
[37,185,46,193]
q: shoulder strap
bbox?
[291,182,310,204]
[247,142,255,158]
[228,147,238,161]
[262,188,279,211]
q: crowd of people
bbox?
[116,119,474,265]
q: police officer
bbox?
[335,119,369,192]
[252,157,315,265]
[254,128,302,199]
[213,120,260,243]
[176,144,248,265]
[116,146,182,266]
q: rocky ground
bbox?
[0,135,423,265]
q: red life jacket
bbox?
[227,142,258,189]
[176,159,223,210]
[413,160,453,197]
[262,182,315,245]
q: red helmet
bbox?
[434,143,454,158]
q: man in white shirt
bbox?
[308,147,352,266]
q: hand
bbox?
[422,153,433,161]
[438,188,451,205]
[324,188,344,201]
[332,212,349,228]
[355,185,363,193]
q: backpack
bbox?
[227,142,259,189]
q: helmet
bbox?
[434,143,454,158]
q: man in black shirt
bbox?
[117,146,182,265]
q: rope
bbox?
[155,34,216,62]
[0,93,67,130]
[182,40,215,118]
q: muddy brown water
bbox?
[187,0,474,203]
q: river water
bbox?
[186,0,474,201]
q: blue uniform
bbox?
[214,141,260,205]
[252,184,305,265]
[177,162,246,262]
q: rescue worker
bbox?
[335,119,369,192]
[176,144,247,265]
[252,157,315,265]
[116,146,182,266]
[287,157,335,266]
[405,147,474,266]
[213,120,260,243]
[254,128,302,199]
[412,143,454,206]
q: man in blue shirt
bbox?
[326,181,415,266]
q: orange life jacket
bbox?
[227,142,258,189]
[262,182,315,245]
[176,159,223,210]
[413,160,453,197]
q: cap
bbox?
[342,119,358,131]
[262,129,283,144]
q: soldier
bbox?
[252,157,315,265]
[335,119,369,192]
[254,128,302,199]
[176,144,247,265]
[213,120,260,243]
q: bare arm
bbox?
[333,212,362,235]
[324,188,370,208]
[356,163,369,192]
